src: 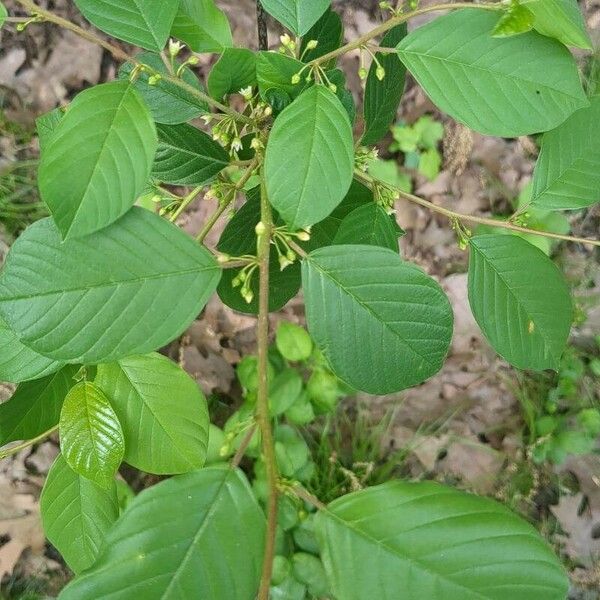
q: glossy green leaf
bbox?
[525,0,592,49]
[208,48,257,100]
[300,8,343,63]
[0,366,78,446]
[492,2,535,37]
[0,316,64,383]
[59,467,265,600]
[397,9,588,137]
[531,96,600,210]
[468,234,572,370]
[60,382,124,487]
[276,321,313,362]
[119,52,208,125]
[217,188,300,314]
[302,245,453,394]
[256,51,307,105]
[41,454,119,574]
[315,481,569,600]
[152,123,230,185]
[36,108,64,152]
[74,0,179,51]
[333,204,403,252]
[265,86,354,229]
[362,24,407,146]
[260,0,330,36]
[95,353,209,474]
[172,0,233,53]
[0,207,221,363]
[39,81,157,239]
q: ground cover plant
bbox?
[0,0,599,598]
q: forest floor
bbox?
[0,0,599,598]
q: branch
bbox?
[357,172,600,248]
[0,426,58,460]
[12,0,252,124]
[309,2,502,67]
[256,170,278,600]
[256,0,269,51]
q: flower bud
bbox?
[328,83,338,94]
[168,39,184,57]
[291,73,302,85]
[217,253,230,264]
[187,55,199,66]
[296,231,310,242]
[255,221,267,236]
[148,74,162,86]
[243,289,254,304]
[305,40,318,50]
[358,67,368,80]
[376,66,386,81]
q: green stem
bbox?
[309,2,502,67]
[12,0,252,125]
[256,170,278,600]
[0,425,58,460]
[170,186,203,222]
[356,171,600,248]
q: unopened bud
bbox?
[296,231,310,242]
[358,67,368,80]
[243,289,254,304]
[263,106,273,117]
[305,40,318,50]
[291,73,302,85]
[148,74,162,85]
[217,253,230,264]
[376,66,386,81]
[328,84,338,94]
[255,221,267,236]
[187,55,199,66]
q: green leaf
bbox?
[0,207,221,363]
[362,24,407,146]
[0,366,78,446]
[300,8,343,63]
[260,0,331,36]
[530,96,600,210]
[95,353,209,474]
[0,3,6,28]
[256,51,307,105]
[333,204,403,252]
[41,454,119,574]
[59,467,265,600]
[208,48,257,100]
[492,2,535,37]
[269,369,303,416]
[39,81,157,239]
[315,481,569,600]
[274,425,309,477]
[276,321,313,362]
[0,316,64,383]
[468,234,572,370]
[172,0,233,53]
[74,0,179,51]
[525,0,592,49]
[119,52,208,125]
[36,108,64,152]
[265,85,354,229]
[418,148,442,180]
[59,382,124,487]
[152,123,230,185]
[302,245,452,394]
[217,188,300,314]
[396,9,588,137]
[292,553,329,598]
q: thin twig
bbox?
[231,424,258,468]
[256,171,278,600]
[12,0,251,124]
[256,0,269,51]
[170,186,203,222]
[309,2,502,67]
[290,484,326,511]
[0,426,58,460]
[356,172,600,248]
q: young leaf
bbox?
[73,0,179,51]
[36,108,64,152]
[171,0,233,53]
[468,234,572,370]
[256,51,307,106]
[208,48,257,100]
[260,0,331,36]
[95,353,209,474]
[525,0,592,50]
[362,24,407,146]
[397,9,588,137]
[315,481,569,600]
[59,381,124,488]
[41,455,119,574]
[217,188,301,314]
[59,467,266,600]
[119,52,208,125]
[492,2,535,37]
[0,366,78,446]
[276,321,313,362]
[0,208,221,363]
[530,96,600,210]
[265,86,354,229]
[152,123,230,185]
[333,203,403,252]
[300,8,343,63]
[0,316,64,383]
[39,81,157,239]
[269,369,303,416]
[302,245,453,394]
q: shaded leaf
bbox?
[300,8,343,63]
[208,48,257,100]
[256,51,307,105]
